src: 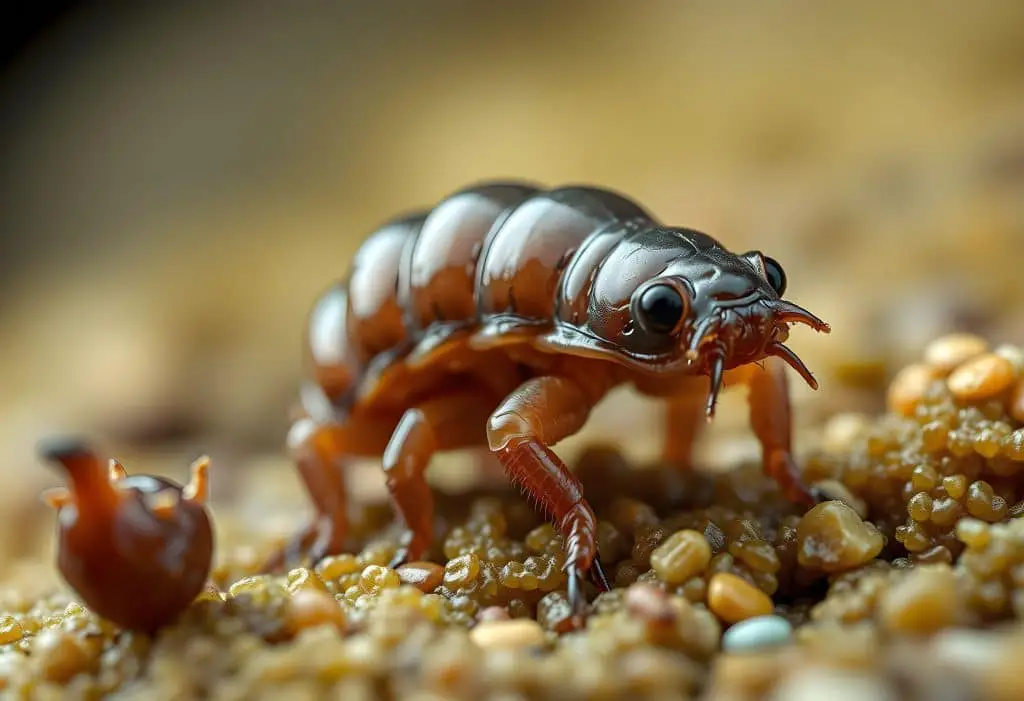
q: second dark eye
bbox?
[764,256,787,296]
[637,284,687,334]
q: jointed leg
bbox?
[263,415,391,572]
[487,375,612,617]
[384,390,496,567]
[662,381,708,468]
[739,357,816,506]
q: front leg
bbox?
[662,380,708,468]
[734,356,816,506]
[487,375,612,620]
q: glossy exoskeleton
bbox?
[266,182,831,618]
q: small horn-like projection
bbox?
[41,487,72,509]
[183,456,211,504]
[109,459,128,482]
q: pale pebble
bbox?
[722,615,794,652]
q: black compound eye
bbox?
[637,284,688,334]
[763,256,787,296]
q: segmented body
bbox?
[281,180,830,617]
[308,182,681,417]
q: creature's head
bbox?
[569,226,830,416]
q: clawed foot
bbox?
[564,554,610,626]
[808,482,851,507]
[263,515,350,573]
[387,529,430,569]
[765,450,819,508]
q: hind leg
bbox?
[263,415,393,572]
[385,390,496,567]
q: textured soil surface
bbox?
[2,7,1023,699]
[1,333,1024,700]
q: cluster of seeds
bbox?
[806,334,1024,561]
[1,334,1024,700]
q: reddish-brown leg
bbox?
[263,415,392,572]
[738,357,817,506]
[384,391,496,568]
[487,375,612,617]
[662,384,707,467]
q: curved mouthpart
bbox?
[767,341,819,390]
[686,314,722,362]
[767,299,828,390]
[704,348,727,421]
[690,299,829,419]
[771,300,831,334]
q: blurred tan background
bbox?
[1,0,1023,574]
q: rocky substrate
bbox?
[1,332,1023,700]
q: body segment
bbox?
[474,186,651,326]
[407,183,539,330]
[267,181,831,620]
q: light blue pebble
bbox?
[721,615,793,652]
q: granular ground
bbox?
[1,333,1023,700]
